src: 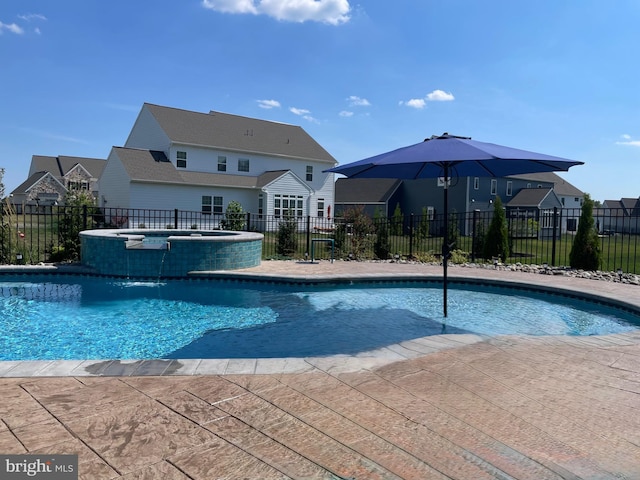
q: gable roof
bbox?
[28,155,106,179]
[603,197,640,216]
[507,187,560,208]
[141,103,336,163]
[11,171,66,196]
[335,178,403,203]
[507,171,583,197]
[112,147,292,189]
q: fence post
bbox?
[174,209,179,229]
[409,213,414,258]
[551,206,558,266]
[82,205,88,230]
[306,215,311,256]
[246,212,251,231]
[471,209,478,262]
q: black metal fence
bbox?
[1,205,639,274]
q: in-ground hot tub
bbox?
[80,229,264,278]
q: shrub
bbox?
[569,194,601,270]
[391,203,403,236]
[221,200,245,231]
[483,196,510,262]
[373,218,391,260]
[276,210,297,257]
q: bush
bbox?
[276,211,297,257]
[569,194,601,270]
[221,200,245,230]
[338,206,374,259]
[483,196,510,262]
[373,218,391,260]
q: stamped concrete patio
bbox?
[1,261,639,479]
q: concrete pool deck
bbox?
[1,261,640,478]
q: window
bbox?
[317,198,324,217]
[426,206,435,220]
[506,181,513,196]
[527,183,531,188]
[68,180,89,191]
[258,194,264,218]
[541,210,554,228]
[213,196,223,214]
[306,166,313,182]
[238,158,250,172]
[177,151,187,168]
[201,196,212,214]
[274,194,304,217]
[473,177,479,190]
[202,195,223,214]
[490,179,497,195]
[561,197,566,206]
[218,156,227,172]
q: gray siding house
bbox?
[598,197,640,234]
[99,103,337,229]
[335,172,584,236]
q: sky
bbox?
[1,0,639,203]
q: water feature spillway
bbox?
[80,229,264,278]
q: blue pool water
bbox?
[0,276,638,361]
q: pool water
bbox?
[0,276,638,361]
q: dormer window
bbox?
[176,151,187,168]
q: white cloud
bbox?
[339,110,354,117]
[289,107,310,116]
[347,95,370,107]
[202,0,351,25]
[616,135,640,147]
[257,99,281,109]
[426,89,455,101]
[400,89,455,109]
[18,13,47,22]
[400,98,427,109]
[0,21,24,34]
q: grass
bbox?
[260,231,640,274]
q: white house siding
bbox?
[99,150,131,208]
[126,183,259,229]
[124,106,171,153]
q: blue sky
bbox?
[1,0,639,203]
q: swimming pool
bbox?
[1,275,638,361]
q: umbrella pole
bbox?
[442,164,449,318]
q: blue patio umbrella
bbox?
[325,133,584,317]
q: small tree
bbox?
[391,203,403,236]
[373,216,391,260]
[417,206,430,239]
[276,210,297,258]
[50,189,97,262]
[447,209,460,251]
[335,206,374,259]
[483,196,510,262]
[221,200,245,230]
[569,194,601,270]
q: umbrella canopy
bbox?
[325,133,584,317]
[327,133,584,179]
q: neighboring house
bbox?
[334,172,584,236]
[99,103,337,229]
[334,178,402,217]
[9,155,106,213]
[598,197,640,234]
[506,188,563,238]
